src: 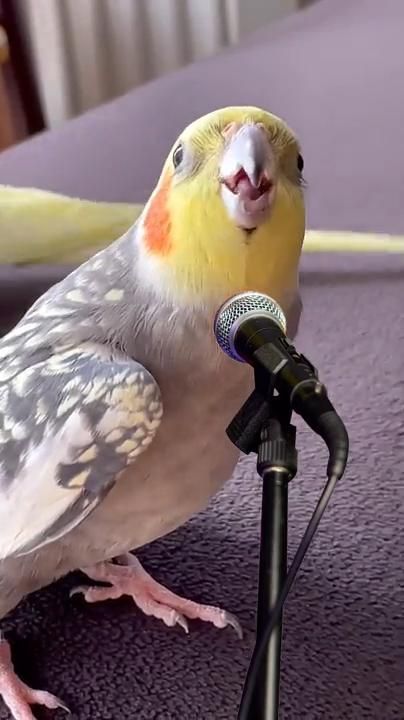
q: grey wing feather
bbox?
[285,290,303,340]
[0,348,163,560]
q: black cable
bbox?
[238,472,339,720]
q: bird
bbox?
[0,105,306,719]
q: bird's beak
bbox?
[219,122,275,231]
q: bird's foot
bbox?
[71,553,243,638]
[0,636,69,720]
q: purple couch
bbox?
[0,0,403,718]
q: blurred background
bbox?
[0,0,314,151]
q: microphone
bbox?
[214,291,348,481]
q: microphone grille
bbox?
[214,291,287,361]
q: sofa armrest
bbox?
[0,263,74,335]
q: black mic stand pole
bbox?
[226,369,298,720]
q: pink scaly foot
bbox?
[71,553,243,638]
[0,634,69,720]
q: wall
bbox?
[19,0,301,128]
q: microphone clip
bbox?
[226,367,297,482]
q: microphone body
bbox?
[214,292,348,480]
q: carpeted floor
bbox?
[1,251,403,719]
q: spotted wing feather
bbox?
[0,349,162,560]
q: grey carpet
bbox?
[1,252,403,719]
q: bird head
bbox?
[137,106,306,310]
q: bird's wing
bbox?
[0,347,163,559]
[283,289,303,341]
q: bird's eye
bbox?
[297,153,304,173]
[173,143,184,169]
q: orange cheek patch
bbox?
[143,172,173,256]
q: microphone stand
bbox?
[226,368,298,720]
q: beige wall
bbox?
[18,0,302,129]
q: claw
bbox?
[0,636,70,719]
[50,695,70,714]
[176,614,189,635]
[73,556,243,640]
[223,611,244,640]
[69,585,86,599]
[27,690,71,713]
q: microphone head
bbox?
[214,291,287,362]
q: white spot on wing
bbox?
[0,366,19,382]
[23,335,42,349]
[11,423,29,440]
[0,387,9,411]
[34,305,73,318]
[0,412,93,560]
[12,368,37,397]
[7,322,38,337]
[105,289,124,302]
[0,345,15,360]
[66,290,86,303]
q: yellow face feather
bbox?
[139,106,305,308]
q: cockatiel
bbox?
[0,106,306,719]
